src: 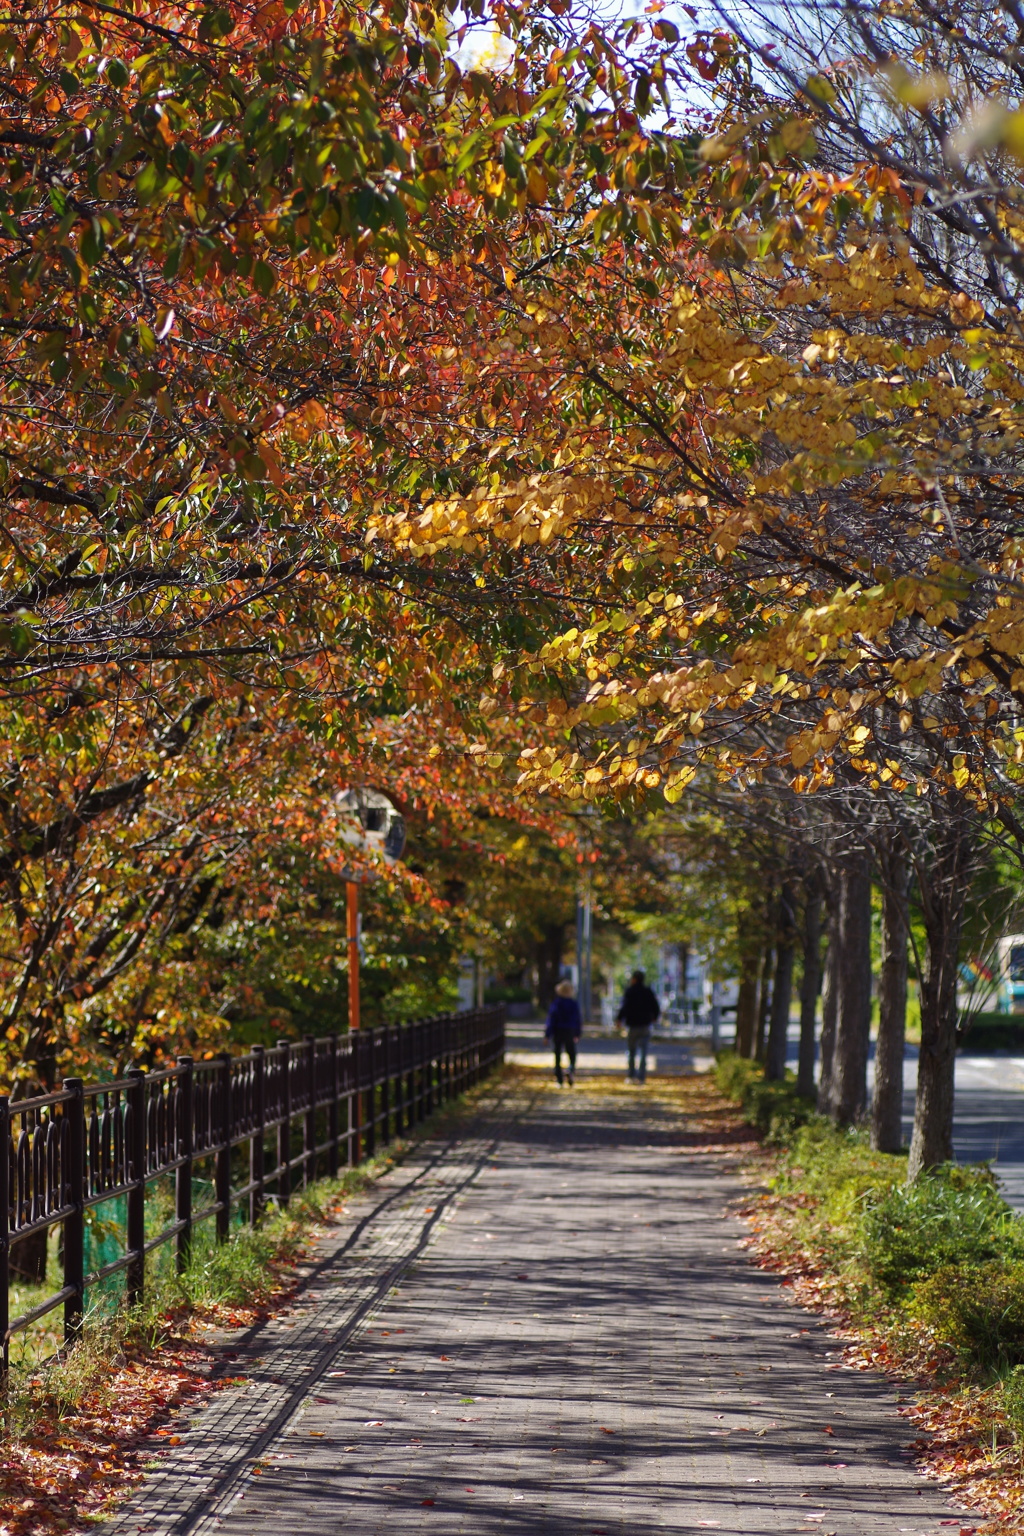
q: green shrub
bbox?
[957,1011,1024,1052]
[1002,1364,1024,1440]
[715,1051,761,1102]
[785,1119,902,1200]
[714,1051,816,1142]
[911,1261,1024,1372]
[718,1048,1024,1395]
[858,1166,1024,1297]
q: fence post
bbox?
[125,1069,146,1307]
[328,1032,339,1179]
[364,1031,376,1160]
[427,1019,434,1119]
[62,1078,85,1344]
[0,1096,8,1374]
[175,1056,193,1273]
[380,1026,390,1147]
[216,1054,232,1243]
[444,1018,452,1102]
[250,1046,265,1225]
[351,1032,362,1166]
[277,1040,291,1208]
[419,1027,425,1119]
[304,1036,316,1187]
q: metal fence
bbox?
[0,1006,506,1368]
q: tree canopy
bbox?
[4,0,1024,1173]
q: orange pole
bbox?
[347,880,360,1032]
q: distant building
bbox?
[657,944,738,1035]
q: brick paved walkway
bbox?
[104,1079,973,1536]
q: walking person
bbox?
[545,979,582,1086]
[616,969,660,1084]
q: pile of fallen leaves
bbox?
[730,1143,1024,1533]
[0,1343,221,1535]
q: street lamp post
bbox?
[335,787,406,1034]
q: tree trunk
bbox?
[908,805,974,1179]
[734,956,759,1057]
[536,923,566,1011]
[754,946,773,1062]
[830,853,873,1125]
[765,885,796,1081]
[872,835,909,1153]
[817,910,838,1113]
[797,881,823,1099]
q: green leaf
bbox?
[134,162,161,205]
[163,241,183,280]
[804,73,836,105]
[80,218,105,266]
[198,7,235,41]
[253,259,276,295]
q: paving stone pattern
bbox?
[104,1083,972,1536]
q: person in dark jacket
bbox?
[616,970,660,1084]
[545,979,582,1086]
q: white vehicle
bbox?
[997,934,1024,1014]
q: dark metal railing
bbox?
[0,1006,506,1367]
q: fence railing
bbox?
[0,1006,506,1368]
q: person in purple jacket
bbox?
[545,979,582,1086]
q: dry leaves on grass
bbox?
[0,1245,320,1534]
[0,1345,215,1536]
